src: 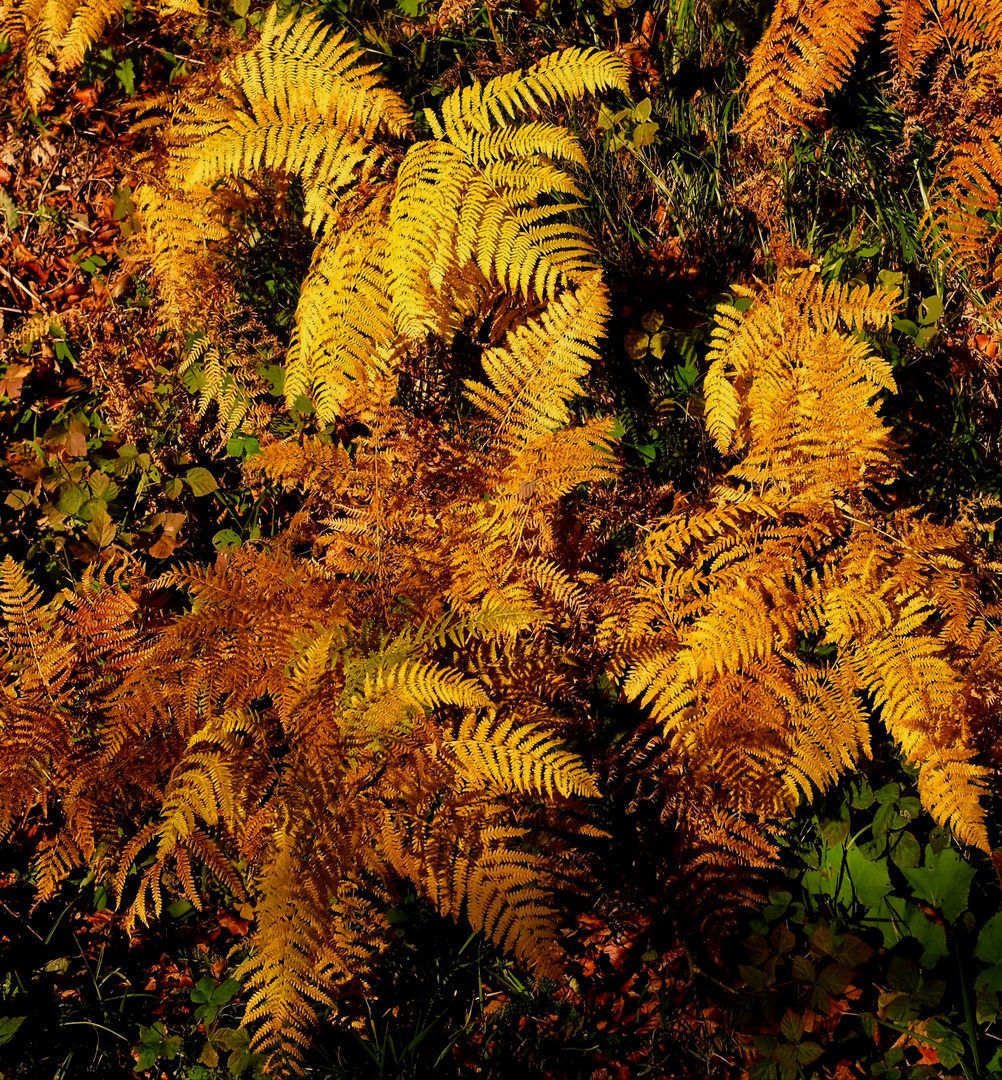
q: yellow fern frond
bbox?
[55,0,124,69]
[286,189,397,422]
[704,270,899,496]
[168,7,410,233]
[436,46,630,144]
[448,711,599,799]
[387,140,475,336]
[464,271,611,452]
[885,0,1002,86]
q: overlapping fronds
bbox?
[735,0,882,146]
[926,118,1002,314]
[165,8,410,233]
[139,10,626,425]
[463,271,612,452]
[0,0,191,109]
[703,269,900,496]
[884,0,1002,89]
[609,271,994,857]
[285,188,396,419]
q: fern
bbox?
[611,270,993,858]
[926,119,1002,315]
[735,0,882,147]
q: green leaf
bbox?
[115,57,136,95]
[212,979,241,1004]
[890,830,921,868]
[923,1018,965,1069]
[226,434,260,459]
[791,955,816,983]
[796,1041,823,1065]
[163,477,184,500]
[135,1022,181,1071]
[887,956,921,994]
[862,893,910,948]
[185,467,219,497]
[851,781,875,809]
[975,962,1002,992]
[753,1035,778,1055]
[213,529,242,552]
[846,846,892,908]
[901,846,975,922]
[779,1010,804,1042]
[0,1016,26,1046]
[56,483,87,515]
[918,294,943,325]
[876,269,904,291]
[0,188,19,230]
[740,963,772,990]
[902,904,948,967]
[817,961,852,995]
[977,989,1001,1025]
[976,913,1002,965]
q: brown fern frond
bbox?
[926,119,1002,315]
[735,0,882,148]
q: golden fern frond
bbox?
[3,0,71,109]
[735,0,882,147]
[387,140,474,336]
[233,7,411,139]
[172,8,410,232]
[386,50,622,328]
[926,119,1002,313]
[784,661,872,801]
[153,744,239,856]
[885,0,1002,86]
[134,183,231,335]
[355,652,490,713]
[435,46,630,144]
[447,711,599,799]
[467,122,589,170]
[703,270,899,496]
[0,555,75,700]
[246,435,353,494]
[470,196,598,301]
[237,827,381,1069]
[462,845,568,977]
[286,189,397,422]
[55,0,124,69]
[854,630,990,848]
[463,271,611,452]
[32,832,85,903]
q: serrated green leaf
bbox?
[185,467,218,497]
[901,846,975,923]
[779,1010,804,1042]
